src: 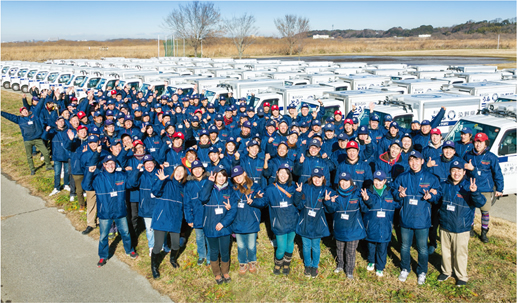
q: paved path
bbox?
[490,194,516,223]
[1,174,172,302]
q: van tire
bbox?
[3,82,10,89]
[11,83,20,91]
[21,85,28,93]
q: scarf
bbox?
[374,185,386,197]
[337,185,355,197]
[172,146,183,153]
[224,116,233,125]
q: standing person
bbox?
[463,132,504,243]
[361,170,401,278]
[249,164,299,276]
[83,155,139,267]
[326,172,366,279]
[294,168,334,278]
[149,165,188,279]
[230,166,263,275]
[43,116,71,196]
[454,127,473,158]
[392,150,441,285]
[437,160,486,287]
[199,166,238,284]
[80,135,103,235]
[66,125,89,211]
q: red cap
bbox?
[111,90,117,96]
[263,102,270,107]
[77,125,88,131]
[173,132,185,140]
[271,105,279,111]
[344,119,354,125]
[474,132,489,142]
[346,141,359,150]
[194,109,202,114]
[334,110,342,116]
[77,111,86,119]
[19,107,27,113]
[132,140,144,147]
[70,97,78,102]
[430,128,441,135]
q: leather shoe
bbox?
[82,226,94,235]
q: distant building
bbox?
[313,34,330,39]
[418,34,431,38]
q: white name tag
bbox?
[238,202,245,208]
[341,213,349,220]
[409,199,418,205]
[203,163,208,167]
[28,121,33,125]
[215,208,223,215]
[377,211,386,218]
[116,167,122,172]
[150,148,156,152]
[110,191,118,197]
[447,205,455,212]
[308,210,316,217]
[280,201,288,208]
[150,193,155,198]
[477,171,481,176]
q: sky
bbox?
[1,1,516,42]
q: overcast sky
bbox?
[1,1,516,42]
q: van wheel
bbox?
[21,85,29,93]
[3,82,10,89]
[12,83,20,91]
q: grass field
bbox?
[1,88,516,302]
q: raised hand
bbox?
[82,145,88,153]
[330,195,339,203]
[246,194,253,205]
[469,178,477,192]
[464,159,474,171]
[429,188,438,195]
[427,157,437,168]
[155,168,169,180]
[361,188,369,201]
[223,198,231,210]
[234,151,240,160]
[299,154,305,163]
[125,166,133,171]
[256,190,264,198]
[45,126,51,131]
[423,190,432,200]
[324,190,331,201]
[96,145,102,153]
[296,182,303,192]
[88,166,96,173]
[322,153,328,159]
[265,153,271,161]
[208,171,216,182]
[268,137,274,143]
[163,162,170,168]
[137,163,143,170]
[398,186,407,198]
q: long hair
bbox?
[273,169,293,186]
[233,175,254,195]
[171,165,188,184]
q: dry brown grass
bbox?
[2,36,516,62]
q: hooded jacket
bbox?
[199,180,238,238]
[184,173,210,228]
[463,148,504,193]
[293,183,333,239]
[362,185,401,243]
[150,177,185,233]
[230,183,262,234]
[326,186,367,242]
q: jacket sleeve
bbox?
[470,189,487,209]
[82,167,98,191]
[125,169,141,189]
[362,142,374,160]
[219,191,238,228]
[426,175,442,204]
[491,154,504,193]
[430,108,446,129]
[151,179,167,198]
[1,111,20,124]
[323,189,338,213]
[362,191,376,210]
[293,189,305,211]
[199,180,214,204]
[22,97,31,111]
[32,95,46,117]
[391,176,403,202]
[183,186,195,224]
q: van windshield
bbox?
[47,72,59,83]
[87,78,101,88]
[36,71,48,81]
[17,69,28,77]
[445,119,500,150]
[27,70,38,78]
[73,76,87,87]
[2,67,9,74]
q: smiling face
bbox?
[248,145,259,157]
[144,160,155,172]
[277,169,289,184]
[192,167,204,178]
[215,171,227,186]
[309,145,320,157]
[233,172,246,185]
[474,140,486,152]
[173,166,186,182]
[347,148,359,161]
[373,178,386,190]
[460,132,471,143]
[442,147,455,159]
[389,144,401,159]
[103,160,116,173]
[408,156,424,172]
[450,167,465,182]
[312,176,324,187]
[339,179,352,190]
[209,152,219,162]
[277,144,288,157]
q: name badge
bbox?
[116,167,122,172]
[203,163,208,168]
[280,201,288,208]
[150,148,156,152]
[28,121,33,125]
[110,191,118,197]
[477,171,481,176]
[377,211,386,218]
[215,208,223,215]
[409,199,418,205]
[341,213,349,220]
[308,210,316,217]
[150,193,155,198]
[238,202,245,208]
[447,205,455,212]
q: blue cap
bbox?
[181,97,189,102]
[287,103,297,109]
[337,133,349,141]
[266,120,276,127]
[208,125,218,134]
[207,103,215,109]
[93,111,102,117]
[311,120,321,126]
[117,112,125,119]
[247,140,259,148]
[370,114,379,121]
[358,125,369,135]
[412,120,420,124]
[309,139,321,148]
[143,154,154,163]
[124,115,133,121]
[109,137,120,146]
[192,116,200,122]
[385,115,393,122]
[460,127,472,134]
[311,167,324,177]
[390,139,402,148]
[231,166,245,178]
[390,121,399,128]
[186,146,197,153]
[208,146,219,154]
[301,104,309,109]
[199,129,209,137]
[402,132,412,139]
[290,122,299,128]
[87,135,98,143]
[102,154,116,164]
[352,117,359,124]
[288,130,299,136]
[104,120,114,126]
[300,121,309,128]
[219,95,226,101]
[247,106,255,112]
[106,110,114,116]
[442,140,455,149]
[450,160,465,170]
[191,160,204,169]
[215,114,224,121]
[142,111,150,117]
[242,121,251,128]
[278,163,291,171]
[278,140,288,147]
[421,120,431,126]
[213,164,226,173]
[225,107,233,113]
[324,124,335,131]
[409,150,423,160]
[90,127,101,135]
[339,172,352,181]
[134,107,142,112]
[106,99,114,105]
[230,105,236,111]
[373,170,387,180]
[155,103,162,108]
[227,137,236,144]
[252,133,261,140]
[239,103,247,109]
[257,108,264,117]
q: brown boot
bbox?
[211,261,224,284]
[238,263,248,275]
[248,261,258,274]
[221,261,231,283]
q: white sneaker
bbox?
[70,196,75,202]
[63,185,71,191]
[49,188,60,196]
[398,269,409,282]
[376,270,384,277]
[334,267,344,274]
[366,263,375,271]
[417,272,427,285]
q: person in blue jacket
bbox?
[294,139,334,186]
[83,154,139,267]
[326,172,366,279]
[43,116,71,196]
[294,167,334,278]
[391,150,442,285]
[233,140,267,188]
[454,126,473,159]
[361,170,401,278]
[149,165,188,279]
[463,132,504,243]
[436,160,486,287]
[374,140,408,185]
[199,165,238,284]
[249,163,299,276]
[230,166,263,275]
[334,141,373,189]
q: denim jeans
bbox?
[235,233,257,264]
[143,217,154,249]
[400,227,429,274]
[207,235,231,263]
[275,231,296,260]
[195,228,210,261]
[301,237,321,268]
[98,217,134,259]
[53,161,69,189]
[367,241,389,271]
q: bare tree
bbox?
[274,14,310,56]
[222,13,258,59]
[163,1,221,57]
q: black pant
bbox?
[126,201,140,246]
[152,230,180,254]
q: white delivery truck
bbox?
[449,65,498,73]
[336,74,391,90]
[442,81,517,108]
[410,70,454,79]
[444,102,517,195]
[383,79,448,94]
[188,77,229,92]
[369,93,483,134]
[268,84,332,114]
[303,73,336,84]
[454,72,507,83]
[409,65,449,72]
[204,79,285,104]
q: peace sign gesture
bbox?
[361,188,369,201]
[208,171,216,182]
[324,190,332,201]
[469,178,477,192]
[296,182,303,192]
[398,186,407,198]
[223,198,231,210]
[330,194,339,203]
[256,190,264,198]
[246,194,253,205]
[423,190,432,201]
[155,168,169,181]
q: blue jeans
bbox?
[301,237,321,268]
[275,232,296,260]
[53,161,69,189]
[195,228,210,261]
[367,241,389,271]
[143,217,154,249]
[400,227,429,274]
[207,235,231,263]
[235,233,257,264]
[98,217,134,259]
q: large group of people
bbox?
[1,82,504,287]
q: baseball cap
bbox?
[208,146,219,154]
[390,139,402,148]
[450,160,465,170]
[271,105,279,111]
[102,154,116,164]
[430,128,441,135]
[143,154,154,163]
[247,140,259,148]
[263,102,270,108]
[421,120,431,126]
[460,127,472,135]
[370,114,380,122]
[337,133,349,141]
[309,139,321,148]
[346,141,359,150]
[390,122,399,129]
[409,150,423,160]
[334,110,342,116]
[231,166,245,178]
[442,140,455,149]
[311,120,321,126]
[339,172,352,181]
[358,126,369,135]
[132,140,144,147]
[344,119,354,125]
[474,133,489,142]
[87,135,98,143]
[373,170,387,181]
[191,160,204,169]
[311,167,324,177]
[77,111,86,119]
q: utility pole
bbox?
[497,34,500,49]
[157,35,160,58]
